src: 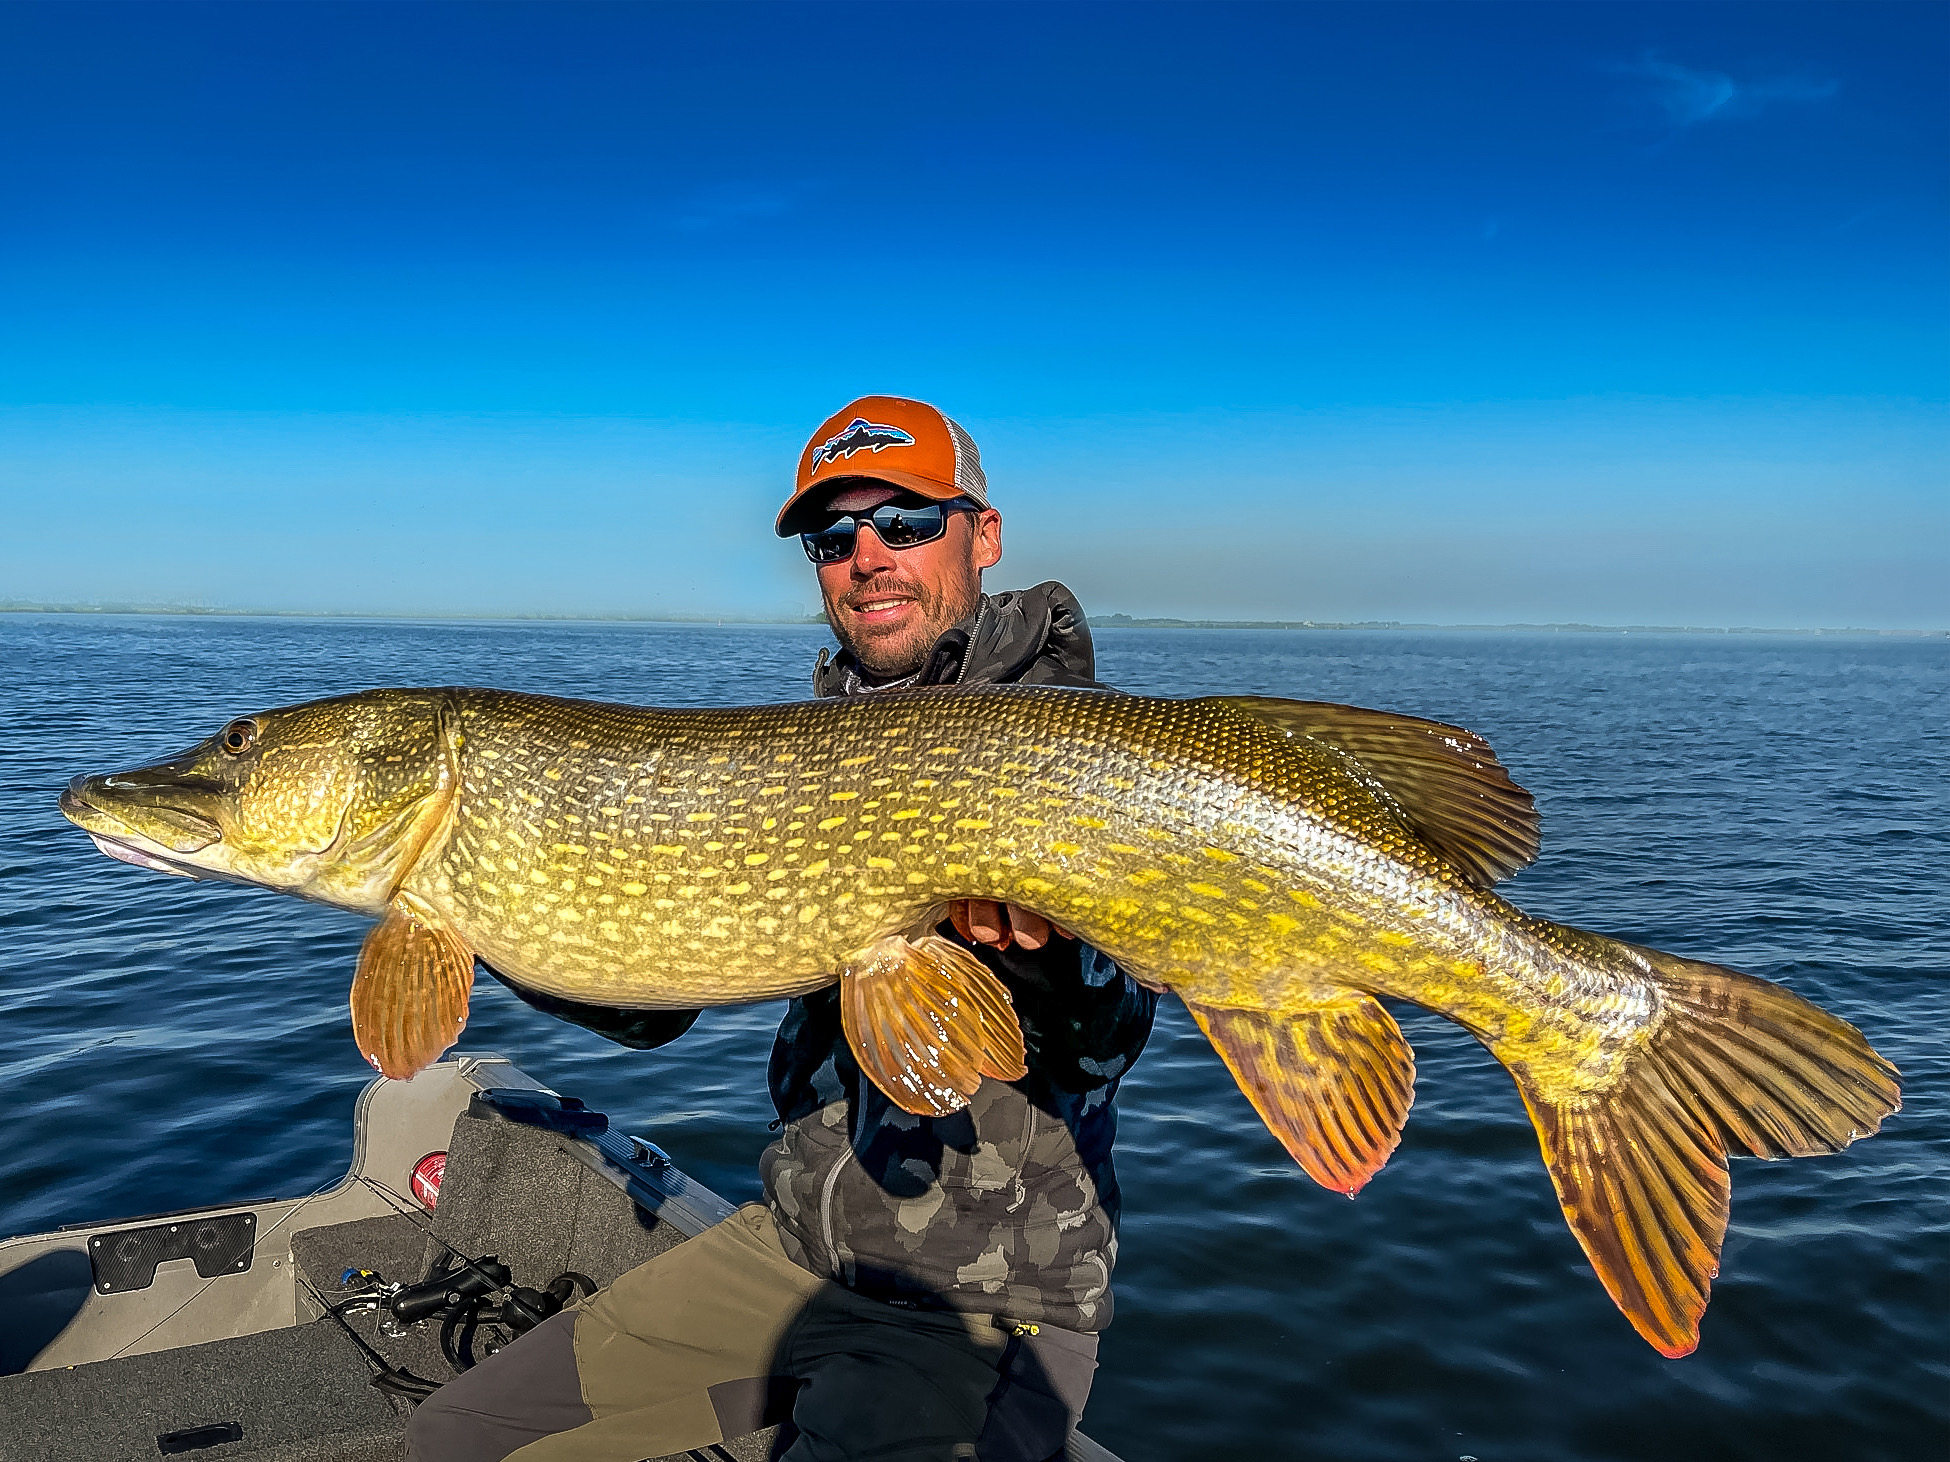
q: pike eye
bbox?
[220,719,258,754]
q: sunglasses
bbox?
[799,498,977,565]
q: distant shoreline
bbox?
[2,603,1941,637]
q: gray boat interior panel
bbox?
[425,1113,686,1290]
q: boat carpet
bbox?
[417,1110,687,1290]
[0,1314,404,1462]
[278,1110,779,1462]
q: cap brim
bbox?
[774,471,982,536]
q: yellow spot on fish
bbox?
[867,856,895,870]
[745,853,770,866]
[819,816,848,830]
[1186,882,1225,898]
[955,818,991,830]
[829,791,859,802]
[621,882,648,896]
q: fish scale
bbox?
[425,688,1620,1079]
[59,681,1900,1358]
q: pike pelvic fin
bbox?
[1212,697,1540,887]
[350,899,476,1080]
[1513,938,1902,1358]
[840,934,1029,1118]
[1186,994,1415,1196]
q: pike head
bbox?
[59,690,458,916]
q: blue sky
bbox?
[1,1,1943,627]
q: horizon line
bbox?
[2,603,1942,638]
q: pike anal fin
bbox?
[1515,939,1902,1359]
[1186,994,1415,1196]
[350,901,475,1080]
[840,934,1028,1118]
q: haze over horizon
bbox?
[1,2,1944,630]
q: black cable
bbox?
[296,1271,446,1402]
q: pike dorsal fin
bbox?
[1186,994,1415,1196]
[840,934,1028,1118]
[350,898,475,1079]
[1214,697,1540,887]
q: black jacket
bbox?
[760,582,1158,1331]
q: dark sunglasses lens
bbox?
[868,503,947,546]
[801,523,857,563]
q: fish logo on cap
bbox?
[812,418,915,467]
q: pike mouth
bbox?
[83,830,203,879]
[60,776,224,876]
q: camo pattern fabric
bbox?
[761,582,1159,1332]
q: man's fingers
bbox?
[960,899,1011,949]
[949,900,1072,952]
[1009,908,1053,951]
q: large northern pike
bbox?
[60,685,1898,1355]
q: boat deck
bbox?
[0,1056,1120,1462]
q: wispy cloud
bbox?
[669,180,813,233]
[1621,55,1838,128]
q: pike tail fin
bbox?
[1514,940,1900,1357]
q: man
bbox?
[408,396,1155,1462]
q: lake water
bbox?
[1,614,1943,1461]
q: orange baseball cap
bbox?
[776,395,991,536]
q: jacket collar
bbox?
[812,581,1096,698]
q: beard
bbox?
[828,570,977,680]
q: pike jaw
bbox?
[59,691,456,916]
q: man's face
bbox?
[811,484,1003,679]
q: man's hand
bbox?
[950,900,1072,952]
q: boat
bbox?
[0,1053,1123,1462]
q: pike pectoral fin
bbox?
[840,934,1028,1118]
[1514,937,1901,1358]
[350,901,475,1080]
[1186,994,1415,1196]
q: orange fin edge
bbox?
[1186,994,1415,1196]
